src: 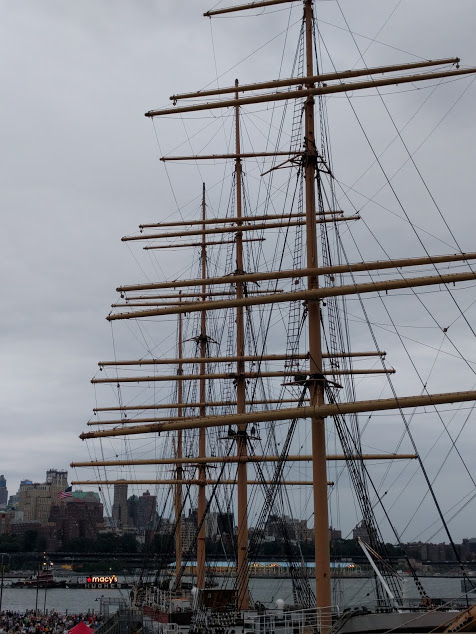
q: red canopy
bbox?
[68,623,94,634]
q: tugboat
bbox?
[12,569,67,589]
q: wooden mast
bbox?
[197,184,207,591]
[302,0,332,621]
[234,79,249,611]
[174,294,183,591]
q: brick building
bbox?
[0,511,10,534]
[49,494,104,547]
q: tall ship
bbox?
[72,1,476,632]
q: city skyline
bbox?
[3,468,476,550]
[1,1,476,546]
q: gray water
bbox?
[0,577,469,614]
[0,587,127,614]
[248,577,470,609]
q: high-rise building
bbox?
[7,493,19,509]
[112,481,130,528]
[127,495,139,527]
[49,493,104,548]
[217,511,234,536]
[127,491,157,532]
[182,516,196,554]
[0,475,7,507]
[137,491,157,531]
[352,520,370,542]
[46,470,68,487]
[205,511,235,539]
[205,512,219,539]
[17,469,69,525]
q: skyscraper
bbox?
[137,490,157,531]
[112,481,129,528]
[17,470,69,524]
[0,476,7,507]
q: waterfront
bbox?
[249,576,474,609]
[0,577,473,613]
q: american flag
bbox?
[57,486,73,500]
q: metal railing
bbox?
[99,597,129,616]
[245,606,340,634]
[95,609,150,634]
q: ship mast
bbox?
[302,0,331,617]
[174,295,183,591]
[197,183,207,591]
[234,79,250,611]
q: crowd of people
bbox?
[0,611,104,634]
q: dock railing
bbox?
[95,608,150,634]
[245,606,340,634]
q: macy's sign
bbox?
[87,575,118,584]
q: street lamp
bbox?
[35,561,41,614]
[0,553,11,612]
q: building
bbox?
[156,517,173,535]
[17,470,69,525]
[72,490,101,503]
[7,493,19,510]
[295,519,314,543]
[49,493,104,548]
[128,492,157,532]
[462,538,476,559]
[46,470,68,487]
[0,511,10,534]
[352,521,370,542]
[205,512,219,539]
[10,520,42,538]
[0,475,7,507]
[127,495,139,528]
[265,514,305,541]
[18,482,54,524]
[329,526,342,541]
[137,491,157,531]
[112,481,130,528]
[217,512,235,536]
[420,542,451,562]
[182,516,196,554]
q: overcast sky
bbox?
[1,0,476,543]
